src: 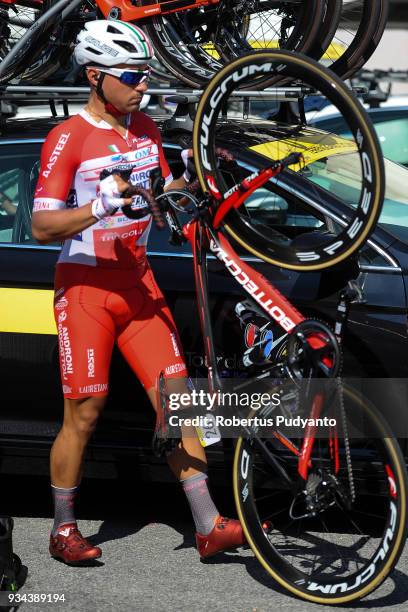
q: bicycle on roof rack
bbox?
[0,0,389,87]
[98,51,408,604]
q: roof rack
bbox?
[0,83,369,129]
[0,84,316,102]
[354,69,408,83]
[351,69,408,108]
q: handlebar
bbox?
[121,183,166,230]
[278,152,304,169]
[100,149,302,231]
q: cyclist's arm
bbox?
[32,176,132,244]
[31,125,132,244]
[164,175,186,192]
[33,205,99,244]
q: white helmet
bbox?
[74,20,154,67]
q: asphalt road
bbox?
[2,477,408,612]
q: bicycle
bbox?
[0,0,325,85]
[0,0,389,87]
[109,51,408,603]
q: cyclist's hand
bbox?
[92,173,133,220]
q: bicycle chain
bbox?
[336,376,356,503]
[290,332,355,504]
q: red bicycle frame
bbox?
[97,0,220,21]
[174,163,338,483]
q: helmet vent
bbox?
[114,40,137,52]
[106,25,123,35]
[85,47,102,56]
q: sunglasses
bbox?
[98,67,151,86]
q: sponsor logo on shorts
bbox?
[58,310,67,323]
[164,363,187,376]
[62,385,72,394]
[55,296,68,311]
[58,323,73,381]
[79,383,108,394]
[87,348,95,378]
[170,333,180,357]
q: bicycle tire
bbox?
[306,0,343,66]
[0,1,86,85]
[193,51,385,271]
[233,384,408,604]
[310,0,389,80]
[145,0,325,89]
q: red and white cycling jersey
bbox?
[34,109,172,269]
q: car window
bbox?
[238,162,395,268]
[305,153,408,245]
[371,115,408,167]
[311,110,408,167]
[0,144,42,245]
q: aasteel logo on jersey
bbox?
[87,348,95,379]
[42,133,70,178]
[210,240,296,332]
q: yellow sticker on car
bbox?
[0,288,56,334]
[250,134,358,171]
[203,41,345,60]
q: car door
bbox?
[0,140,62,447]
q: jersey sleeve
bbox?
[33,121,78,212]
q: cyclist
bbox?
[31,20,245,566]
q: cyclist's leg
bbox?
[52,264,115,486]
[116,267,246,553]
[116,266,207,480]
[50,396,107,488]
[50,265,115,561]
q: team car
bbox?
[1,111,408,481]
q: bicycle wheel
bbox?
[305,0,343,67]
[233,385,408,604]
[309,0,389,80]
[145,0,325,89]
[0,0,84,84]
[193,51,385,271]
[0,0,52,83]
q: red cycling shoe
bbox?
[49,523,102,565]
[196,516,246,559]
